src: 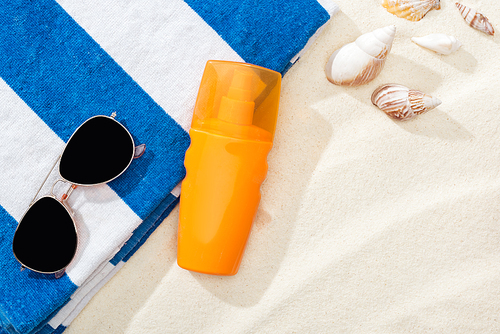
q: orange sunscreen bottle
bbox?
[177,60,281,275]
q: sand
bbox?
[66,1,500,333]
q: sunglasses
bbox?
[12,113,142,278]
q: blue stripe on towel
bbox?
[183,0,331,74]
[123,195,180,263]
[0,205,77,334]
[110,194,179,266]
[0,0,190,220]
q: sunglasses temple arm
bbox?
[30,155,62,206]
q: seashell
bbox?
[456,3,494,36]
[381,0,441,22]
[411,34,461,55]
[371,84,442,120]
[325,25,396,87]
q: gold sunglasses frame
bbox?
[12,113,140,278]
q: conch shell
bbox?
[456,3,495,36]
[371,84,442,120]
[325,25,396,87]
[381,0,441,21]
[411,34,461,55]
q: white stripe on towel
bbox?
[57,0,243,131]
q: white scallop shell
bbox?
[325,26,396,87]
[371,84,442,120]
[411,34,461,55]
[456,3,495,36]
[382,0,441,21]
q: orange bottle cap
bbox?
[191,60,281,142]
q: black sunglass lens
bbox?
[13,197,77,273]
[60,116,134,185]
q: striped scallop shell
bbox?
[371,84,442,120]
[456,3,495,36]
[381,0,441,21]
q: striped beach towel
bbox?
[0,0,339,333]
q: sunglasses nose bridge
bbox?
[50,180,77,214]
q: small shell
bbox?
[411,34,462,55]
[325,25,396,86]
[456,3,495,36]
[371,84,442,120]
[382,0,441,22]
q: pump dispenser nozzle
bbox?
[217,70,255,125]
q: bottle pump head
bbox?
[217,70,255,125]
